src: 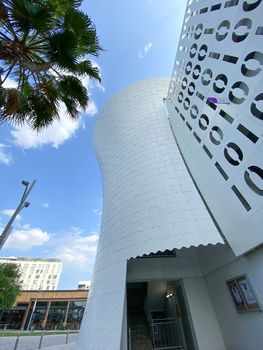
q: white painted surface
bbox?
[120,293,128,350]
[183,277,226,350]
[205,247,263,350]
[77,78,223,350]
[167,0,263,256]
[127,246,206,282]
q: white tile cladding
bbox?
[77,78,223,350]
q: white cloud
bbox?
[88,61,105,93]
[144,42,153,53]
[138,42,153,58]
[0,222,98,277]
[86,100,98,117]
[9,73,99,149]
[5,227,50,249]
[95,82,105,92]
[92,209,102,216]
[10,109,80,149]
[0,144,13,165]
[40,202,49,208]
[2,77,17,88]
[51,228,99,270]
[1,209,21,220]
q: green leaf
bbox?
[61,95,78,118]
[0,264,21,310]
[63,9,102,56]
[47,31,78,70]
[46,0,82,16]
[76,60,101,82]
[57,74,88,110]
[28,91,59,129]
[64,8,93,36]
[11,0,54,32]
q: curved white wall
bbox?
[77,78,223,350]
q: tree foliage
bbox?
[0,263,21,310]
[0,0,102,129]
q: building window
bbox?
[46,301,67,329]
[24,302,48,330]
[66,301,86,327]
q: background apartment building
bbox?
[77,281,91,290]
[0,257,62,291]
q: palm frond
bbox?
[0,87,19,116]
[60,95,78,118]
[11,0,54,32]
[5,87,19,114]
[64,8,93,34]
[46,0,82,16]
[76,60,101,82]
[0,1,8,22]
[27,92,59,129]
[57,75,88,110]
[63,9,102,56]
[47,31,78,70]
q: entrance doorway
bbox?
[164,282,196,350]
[127,281,195,350]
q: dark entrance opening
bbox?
[127,282,153,350]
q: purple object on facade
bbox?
[208,97,218,103]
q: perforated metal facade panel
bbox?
[167,0,263,256]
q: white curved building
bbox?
[78,1,263,349]
[77,78,226,350]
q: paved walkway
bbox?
[42,344,75,350]
[0,334,77,350]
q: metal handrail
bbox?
[144,298,153,326]
[152,317,177,323]
[151,318,182,350]
[128,327,131,350]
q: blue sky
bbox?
[0,0,187,289]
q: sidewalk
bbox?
[0,333,77,350]
[41,344,76,350]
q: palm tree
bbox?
[0,0,102,129]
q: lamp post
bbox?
[26,287,42,332]
[0,179,36,249]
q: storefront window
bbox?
[46,301,67,330]
[24,301,48,330]
[66,300,86,329]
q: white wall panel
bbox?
[167,0,263,256]
[77,78,223,350]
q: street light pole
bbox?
[26,287,42,332]
[0,179,36,249]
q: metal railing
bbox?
[128,327,131,350]
[0,324,21,331]
[151,318,182,350]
